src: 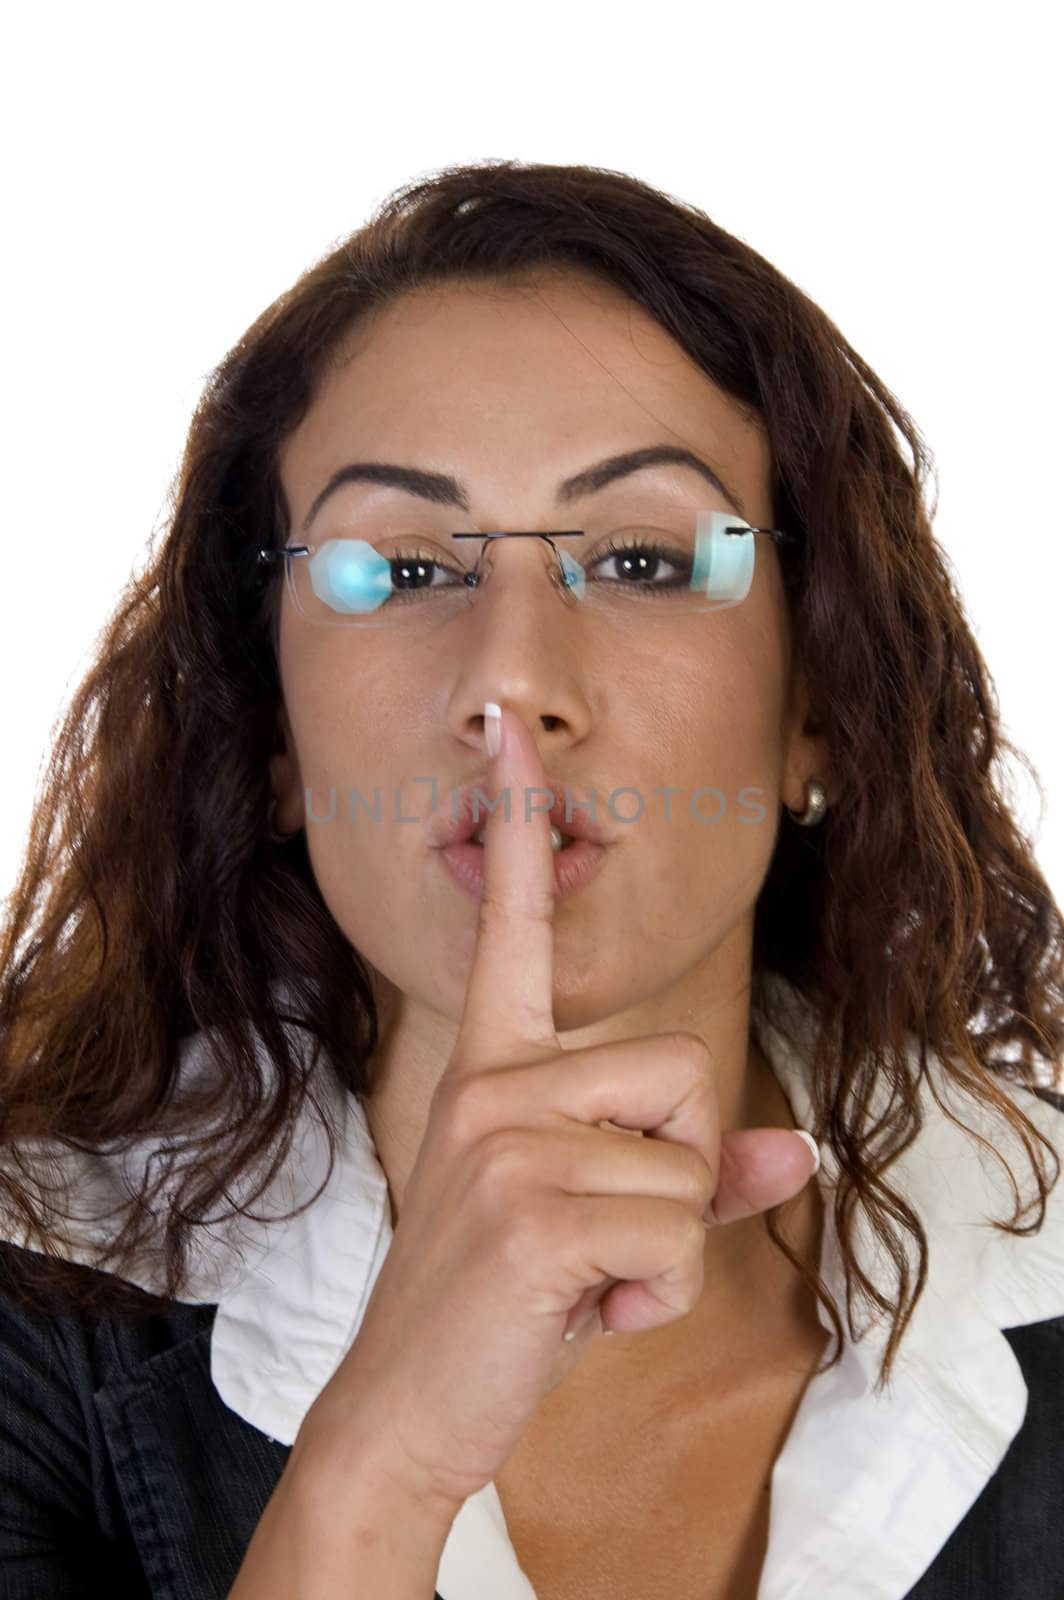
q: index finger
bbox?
[450,702,559,1071]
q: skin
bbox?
[269,265,833,1394]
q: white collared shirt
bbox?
[2,970,1062,1599]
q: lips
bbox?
[429,777,614,849]
[438,831,609,903]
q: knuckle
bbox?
[683,1210,709,1258]
[682,1151,716,1214]
[435,1072,503,1147]
[664,1029,712,1069]
[664,1031,714,1088]
[494,1196,554,1274]
[657,1211,708,1304]
[474,1127,535,1188]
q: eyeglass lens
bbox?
[289,508,758,626]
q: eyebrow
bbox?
[299,444,747,533]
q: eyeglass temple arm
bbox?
[258,545,309,564]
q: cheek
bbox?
[604,639,785,935]
[282,642,485,1012]
[281,647,423,937]
[615,627,786,808]
[283,629,422,796]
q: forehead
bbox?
[279,266,772,527]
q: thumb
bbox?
[706,1127,821,1227]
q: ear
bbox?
[781,660,833,811]
[268,703,305,834]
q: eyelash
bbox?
[595,535,693,582]
[388,534,694,587]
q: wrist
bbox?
[290,1392,464,1534]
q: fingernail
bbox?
[484,701,502,758]
[793,1128,820,1173]
[563,1303,601,1342]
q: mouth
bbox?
[469,821,578,850]
[436,832,609,903]
[429,776,614,851]
[429,774,615,902]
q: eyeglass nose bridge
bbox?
[451,529,587,600]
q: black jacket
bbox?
[1,1243,1063,1598]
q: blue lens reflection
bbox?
[309,540,393,613]
[690,512,755,607]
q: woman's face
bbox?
[272,267,827,1038]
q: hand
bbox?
[302,705,819,1518]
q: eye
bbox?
[586,535,694,590]
[387,549,467,595]
[307,536,470,617]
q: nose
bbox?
[444,534,593,754]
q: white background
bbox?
[1,0,1060,907]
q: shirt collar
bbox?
[2,971,1061,1600]
[748,971,1064,1598]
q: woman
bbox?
[1,159,1062,1600]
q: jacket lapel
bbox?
[95,1322,291,1599]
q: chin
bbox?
[550,984,630,1038]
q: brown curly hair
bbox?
[1,158,1062,1394]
